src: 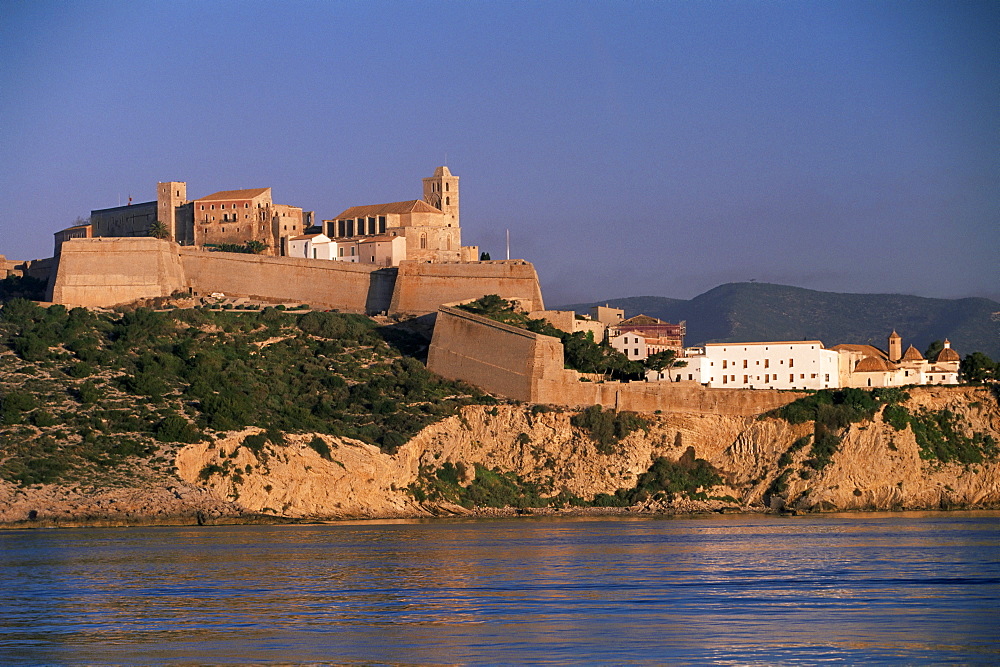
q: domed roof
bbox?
[902,345,924,361]
[936,347,960,362]
[855,356,893,372]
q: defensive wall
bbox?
[389,260,544,315]
[1,255,56,283]
[427,305,806,416]
[44,238,544,315]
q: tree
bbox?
[924,340,944,361]
[480,251,491,260]
[644,349,688,380]
[245,240,268,254]
[960,352,997,384]
[148,221,170,240]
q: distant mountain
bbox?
[560,282,1000,360]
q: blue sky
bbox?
[2,1,997,306]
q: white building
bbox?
[287,233,335,260]
[609,332,648,362]
[654,341,840,390]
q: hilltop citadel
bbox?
[2,167,967,412]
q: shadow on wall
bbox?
[366,268,398,315]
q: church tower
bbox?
[888,330,902,363]
[422,166,459,228]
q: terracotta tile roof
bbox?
[902,345,924,361]
[289,234,327,241]
[197,188,270,201]
[855,356,895,372]
[620,314,664,326]
[936,347,960,362]
[333,200,442,219]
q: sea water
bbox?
[1,511,998,665]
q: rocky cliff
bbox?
[3,385,998,526]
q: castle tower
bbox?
[157,181,187,241]
[422,166,459,228]
[888,330,902,363]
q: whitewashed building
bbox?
[654,341,840,390]
[609,332,648,362]
[287,233,335,260]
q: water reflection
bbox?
[1,512,998,664]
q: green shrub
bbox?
[307,435,332,460]
[570,405,648,454]
[882,404,911,431]
[154,414,203,443]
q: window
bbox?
[445,197,450,205]
[790,374,794,382]
[825,374,830,382]
[811,373,817,379]
[789,359,794,368]
[764,359,770,368]
[211,205,215,210]
[743,359,748,368]
[378,216,386,234]
[722,375,727,384]
[368,217,375,234]
[744,375,749,383]
[722,360,727,369]
[445,182,449,191]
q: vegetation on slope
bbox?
[409,445,725,511]
[459,294,667,380]
[765,387,999,503]
[0,299,492,487]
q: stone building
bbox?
[323,166,478,263]
[57,181,307,257]
[192,187,303,256]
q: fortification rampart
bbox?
[390,260,544,314]
[427,306,568,402]
[178,248,384,312]
[44,239,545,315]
[428,305,805,415]
[47,238,185,306]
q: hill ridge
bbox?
[560,282,1000,359]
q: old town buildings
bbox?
[55,166,475,264]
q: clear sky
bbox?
[2,1,997,306]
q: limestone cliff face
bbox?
[172,386,1000,518]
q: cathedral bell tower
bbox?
[422,166,459,228]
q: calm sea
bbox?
[1,511,998,665]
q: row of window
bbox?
[716,373,829,384]
[200,202,261,211]
[718,358,802,369]
[429,182,451,192]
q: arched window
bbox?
[420,234,427,249]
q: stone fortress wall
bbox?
[428,305,805,415]
[45,237,545,315]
